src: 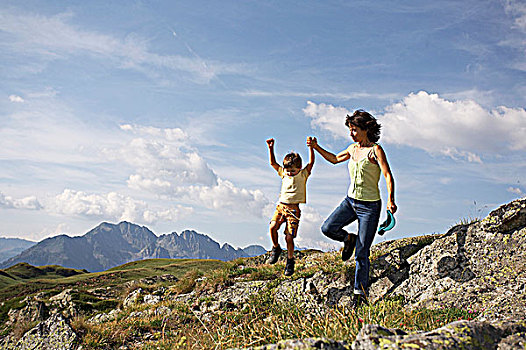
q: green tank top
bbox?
[347,144,381,201]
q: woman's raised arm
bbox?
[308,137,350,164]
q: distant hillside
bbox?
[0,222,265,271]
[0,237,35,262]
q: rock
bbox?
[143,294,161,305]
[49,289,78,318]
[273,270,353,314]
[7,313,78,350]
[139,274,178,285]
[128,310,145,318]
[123,288,142,308]
[232,337,350,349]
[391,197,526,321]
[88,308,121,324]
[149,306,172,316]
[352,320,526,350]
[7,297,48,327]
[193,280,271,313]
[368,235,438,303]
[481,198,526,234]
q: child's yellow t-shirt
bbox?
[277,166,310,204]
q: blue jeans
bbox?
[321,196,381,295]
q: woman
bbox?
[308,110,397,308]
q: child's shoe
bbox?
[266,245,282,264]
[342,233,356,261]
[284,257,295,276]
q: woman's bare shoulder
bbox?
[347,143,357,152]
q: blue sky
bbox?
[1,0,525,250]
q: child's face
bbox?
[285,167,301,176]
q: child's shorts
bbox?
[270,203,301,238]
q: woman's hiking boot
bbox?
[351,294,368,309]
[284,257,295,276]
[266,245,282,264]
[342,233,356,261]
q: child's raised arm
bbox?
[266,138,280,172]
[306,136,316,174]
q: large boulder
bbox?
[352,320,526,350]
[4,313,78,350]
[392,197,526,321]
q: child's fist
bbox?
[266,138,275,147]
[307,136,317,147]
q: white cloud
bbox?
[501,0,526,72]
[131,176,273,220]
[0,191,42,210]
[239,90,399,101]
[1,88,113,165]
[295,205,338,251]
[303,101,351,140]
[119,124,187,142]
[115,124,273,219]
[304,91,526,162]
[380,92,526,157]
[183,179,270,218]
[109,133,218,188]
[38,223,71,240]
[505,0,526,32]
[507,187,524,196]
[8,95,24,103]
[0,10,242,83]
[50,189,192,224]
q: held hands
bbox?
[307,136,317,148]
[266,138,275,148]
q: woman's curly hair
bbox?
[345,109,381,142]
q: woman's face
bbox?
[349,124,368,143]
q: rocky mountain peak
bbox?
[1,224,265,271]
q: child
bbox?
[266,137,315,276]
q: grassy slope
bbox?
[0,258,226,303]
[3,263,87,280]
[70,235,483,349]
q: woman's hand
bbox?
[307,136,317,148]
[387,201,397,214]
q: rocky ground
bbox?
[1,197,526,349]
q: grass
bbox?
[74,287,480,349]
[73,239,471,349]
[0,259,225,300]
[0,258,226,327]
[4,263,88,280]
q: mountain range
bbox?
[0,237,35,263]
[0,222,266,271]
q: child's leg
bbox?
[269,206,285,248]
[285,233,294,259]
[284,209,300,259]
[269,221,281,248]
[267,219,284,265]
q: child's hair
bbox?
[345,109,381,142]
[283,152,302,169]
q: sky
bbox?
[1,0,525,251]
